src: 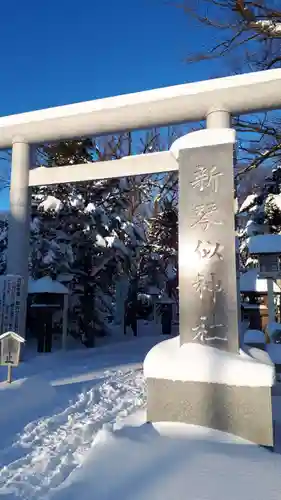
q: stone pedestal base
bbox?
[146,378,273,447]
[144,337,275,448]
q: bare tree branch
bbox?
[170,0,281,181]
[235,0,281,37]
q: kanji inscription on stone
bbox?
[190,203,223,231]
[192,315,227,343]
[190,164,223,193]
[194,240,224,261]
[178,138,238,352]
[192,272,222,304]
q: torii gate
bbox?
[2,68,281,447]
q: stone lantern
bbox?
[248,234,281,324]
[248,234,281,279]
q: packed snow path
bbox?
[0,337,156,500]
[0,365,145,499]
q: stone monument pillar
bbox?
[144,128,275,448]
[175,129,238,352]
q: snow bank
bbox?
[0,337,279,500]
[0,341,157,498]
[143,336,275,387]
[0,376,57,426]
[244,329,265,344]
[49,409,281,500]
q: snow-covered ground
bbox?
[0,332,281,500]
[0,334,161,499]
[50,410,281,500]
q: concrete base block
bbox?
[146,377,274,447]
[144,337,275,447]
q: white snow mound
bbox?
[143,336,275,387]
[48,409,281,500]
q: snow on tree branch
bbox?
[235,0,281,37]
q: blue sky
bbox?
[0,0,223,209]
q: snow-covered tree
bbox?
[31,137,148,345]
[137,201,178,292]
[237,166,281,269]
[173,1,281,181]
[0,128,182,345]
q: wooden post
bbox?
[7,364,12,384]
[62,293,69,350]
[267,278,275,324]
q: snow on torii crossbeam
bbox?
[29,151,178,186]
[1,68,281,147]
[24,67,281,185]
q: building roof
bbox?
[240,268,281,293]
[28,276,69,294]
[0,331,25,342]
[248,234,281,255]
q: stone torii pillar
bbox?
[144,117,275,448]
[6,140,31,337]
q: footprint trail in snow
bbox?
[0,366,145,499]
